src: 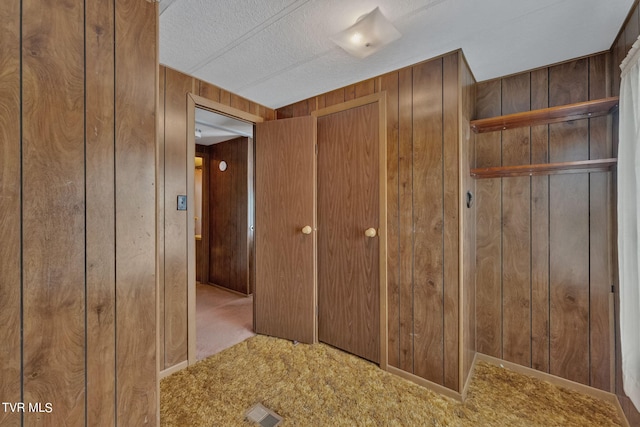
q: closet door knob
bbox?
[364,227,377,238]
[301,225,312,235]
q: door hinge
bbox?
[611,284,615,293]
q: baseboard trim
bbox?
[386,366,462,402]
[207,282,252,297]
[475,353,630,427]
[159,360,189,379]
[460,352,478,401]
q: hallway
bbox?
[196,283,254,361]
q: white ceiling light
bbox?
[330,7,401,59]
[195,128,202,139]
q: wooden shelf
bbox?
[470,97,619,133]
[471,158,617,179]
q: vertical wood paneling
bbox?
[443,54,460,391]
[460,56,477,388]
[158,65,167,374]
[500,74,531,367]
[589,55,613,391]
[207,137,249,294]
[397,67,414,373]
[22,0,86,423]
[474,55,615,393]
[163,68,194,367]
[548,59,590,385]
[412,59,444,383]
[0,1,21,425]
[475,80,503,358]
[380,72,401,368]
[86,0,116,423]
[530,68,550,373]
[115,0,157,423]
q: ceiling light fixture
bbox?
[195,128,202,139]
[331,7,401,59]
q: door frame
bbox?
[186,93,263,365]
[312,92,388,370]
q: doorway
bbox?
[187,96,263,363]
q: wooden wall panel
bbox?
[275,51,469,392]
[460,56,477,388]
[500,74,531,367]
[206,137,250,294]
[443,54,460,391]
[22,0,86,423]
[548,60,590,385]
[588,54,613,392]
[115,0,158,424]
[475,80,502,359]
[380,72,401,369]
[397,67,415,373]
[163,68,194,368]
[475,54,616,392]
[0,1,158,424]
[158,65,167,377]
[530,68,550,373]
[412,59,445,384]
[0,1,21,425]
[86,0,116,423]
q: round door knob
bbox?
[301,225,312,235]
[364,227,377,238]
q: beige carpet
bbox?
[161,335,624,426]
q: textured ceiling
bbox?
[160,0,634,109]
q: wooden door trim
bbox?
[312,91,389,370]
[186,93,260,365]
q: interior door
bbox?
[317,102,380,363]
[254,116,316,344]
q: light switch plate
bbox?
[177,195,187,211]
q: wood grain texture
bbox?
[460,55,477,389]
[115,0,157,424]
[548,59,590,385]
[624,5,640,59]
[0,1,21,425]
[317,102,380,363]
[412,59,444,383]
[255,116,315,344]
[530,68,550,373]
[443,54,459,391]
[397,67,414,373]
[163,67,194,368]
[85,0,116,423]
[475,81,503,359]
[207,137,249,295]
[500,74,531,367]
[589,54,613,391]
[158,66,167,374]
[196,145,211,286]
[380,72,401,368]
[22,0,86,423]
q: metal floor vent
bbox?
[245,403,283,427]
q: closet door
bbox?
[317,101,381,363]
[254,116,316,343]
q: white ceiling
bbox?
[160,0,634,110]
[195,107,253,145]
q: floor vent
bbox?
[245,403,283,427]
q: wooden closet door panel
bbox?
[317,102,380,363]
[255,116,315,343]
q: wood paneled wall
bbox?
[204,137,251,295]
[0,0,157,425]
[475,54,615,391]
[158,66,273,372]
[610,1,640,423]
[276,51,476,393]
